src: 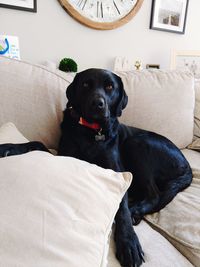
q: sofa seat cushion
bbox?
[0,56,73,150]
[108,221,193,267]
[145,149,200,267]
[116,70,195,149]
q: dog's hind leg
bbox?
[149,170,192,213]
[130,170,192,225]
[129,176,160,225]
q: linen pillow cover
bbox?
[0,122,132,267]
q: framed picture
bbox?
[146,64,160,69]
[150,0,189,34]
[171,50,200,78]
[0,0,37,12]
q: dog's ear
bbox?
[66,75,78,108]
[66,82,74,108]
[115,75,128,117]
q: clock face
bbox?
[58,0,144,29]
[69,0,137,23]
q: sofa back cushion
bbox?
[116,70,195,149]
[0,58,195,150]
[0,56,73,149]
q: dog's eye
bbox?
[105,85,113,90]
[83,82,89,88]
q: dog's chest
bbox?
[78,137,121,170]
[60,118,122,171]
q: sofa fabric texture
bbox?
[116,70,195,149]
[0,57,199,267]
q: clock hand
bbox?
[101,2,103,18]
[97,1,104,18]
[113,0,121,15]
[78,0,84,7]
[82,0,87,10]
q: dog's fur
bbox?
[0,69,192,267]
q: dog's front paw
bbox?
[115,232,145,267]
[0,144,17,157]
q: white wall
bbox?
[1,0,200,71]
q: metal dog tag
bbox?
[95,134,105,141]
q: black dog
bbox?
[0,69,192,267]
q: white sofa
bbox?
[0,56,199,267]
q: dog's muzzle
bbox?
[91,97,105,110]
[87,95,109,120]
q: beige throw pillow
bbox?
[0,151,132,267]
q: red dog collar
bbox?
[79,117,101,130]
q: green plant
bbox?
[59,58,78,72]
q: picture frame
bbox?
[0,0,37,13]
[150,0,189,34]
[146,64,160,69]
[171,50,200,78]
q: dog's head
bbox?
[66,68,128,123]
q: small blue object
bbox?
[0,38,9,55]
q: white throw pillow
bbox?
[0,151,132,267]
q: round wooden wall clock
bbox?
[58,0,144,30]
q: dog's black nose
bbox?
[92,97,105,109]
